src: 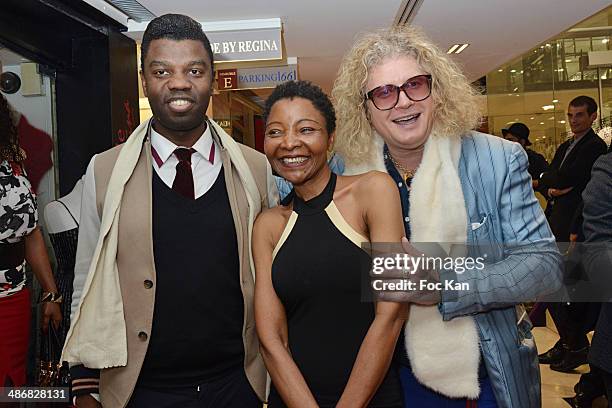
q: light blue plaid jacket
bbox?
[441,132,562,408]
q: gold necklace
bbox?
[389,153,418,181]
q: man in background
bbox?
[582,151,612,406]
[538,96,607,373]
[502,122,548,183]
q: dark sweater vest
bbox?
[137,168,244,388]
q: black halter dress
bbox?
[268,173,402,408]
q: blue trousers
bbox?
[399,365,498,407]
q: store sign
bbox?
[234,64,298,90]
[216,118,232,134]
[128,19,283,63]
[208,28,282,62]
[217,69,238,90]
[588,50,612,67]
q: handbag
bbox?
[37,323,71,388]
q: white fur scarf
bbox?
[345,133,481,399]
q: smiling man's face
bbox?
[141,38,213,141]
[365,55,435,153]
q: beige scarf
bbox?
[61,118,262,369]
[345,132,480,399]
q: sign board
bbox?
[217,64,298,91]
[217,69,238,90]
[208,28,282,62]
[588,50,612,68]
[128,19,283,63]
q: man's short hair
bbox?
[264,80,336,135]
[569,95,598,115]
[140,14,214,73]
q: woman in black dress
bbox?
[253,81,406,408]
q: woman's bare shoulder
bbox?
[342,171,397,197]
[254,204,294,239]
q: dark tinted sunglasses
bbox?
[365,74,432,111]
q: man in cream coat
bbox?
[63,14,277,408]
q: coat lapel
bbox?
[560,129,595,171]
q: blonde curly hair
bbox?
[332,25,482,165]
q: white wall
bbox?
[3,64,54,135]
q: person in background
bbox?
[564,150,612,407]
[332,25,562,408]
[538,96,607,373]
[254,80,406,407]
[582,151,612,406]
[0,92,61,389]
[502,122,548,185]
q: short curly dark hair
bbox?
[569,95,598,115]
[264,80,336,135]
[141,14,214,73]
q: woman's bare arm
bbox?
[253,210,319,408]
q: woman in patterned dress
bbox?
[0,93,62,388]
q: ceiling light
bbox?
[455,44,470,54]
[510,69,517,73]
[447,44,469,54]
[542,136,547,138]
[498,69,503,72]
[539,122,545,125]
[447,44,460,54]
[546,43,551,47]
[530,117,535,120]
[548,116,554,120]
[542,105,554,110]
[513,87,519,91]
[520,70,524,74]
[559,120,566,124]
[603,39,610,44]
[552,99,559,103]
[565,59,572,63]
[557,68,564,72]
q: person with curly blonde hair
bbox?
[332,25,563,408]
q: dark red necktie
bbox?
[172,148,195,199]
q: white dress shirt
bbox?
[150,126,222,199]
